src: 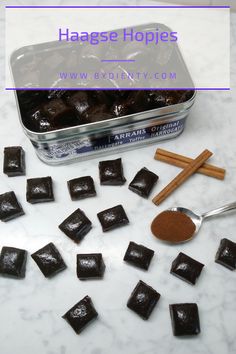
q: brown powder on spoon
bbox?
[151,210,196,243]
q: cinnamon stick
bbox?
[152,149,213,205]
[155,148,225,180]
[155,148,225,178]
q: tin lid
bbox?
[10,23,194,90]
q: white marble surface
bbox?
[1,1,236,354]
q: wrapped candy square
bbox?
[215,238,236,270]
[62,296,98,334]
[31,242,66,278]
[66,91,92,115]
[0,191,24,222]
[169,303,200,336]
[124,242,154,270]
[3,146,25,177]
[129,167,159,198]
[0,246,27,278]
[67,176,96,200]
[59,208,92,243]
[170,252,204,285]
[99,158,126,185]
[26,176,54,203]
[127,280,160,320]
[97,204,129,232]
[42,98,78,127]
[77,253,105,280]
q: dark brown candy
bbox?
[0,191,24,222]
[42,98,77,127]
[67,176,96,201]
[66,91,93,115]
[125,91,150,113]
[128,167,159,198]
[215,238,236,270]
[124,241,154,270]
[17,90,47,110]
[82,104,113,123]
[178,90,194,103]
[0,246,27,278]
[99,158,126,185]
[106,90,131,100]
[18,89,194,133]
[28,107,53,132]
[165,91,179,106]
[165,90,194,105]
[91,90,111,106]
[170,252,204,285]
[62,295,98,334]
[47,89,68,100]
[26,176,54,203]
[77,253,105,280]
[111,101,131,117]
[31,242,66,278]
[3,146,26,177]
[169,303,200,336]
[59,208,92,243]
[127,280,160,320]
[147,91,166,108]
[97,204,129,232]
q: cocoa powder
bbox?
[151,210,196,243]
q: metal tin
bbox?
[10,24,196,165]
[16,94,195,164]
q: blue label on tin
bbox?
[95,120,184,149]
[34,118,185,160]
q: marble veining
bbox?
[0,1,236,354]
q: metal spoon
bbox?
[169,201,236,242]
